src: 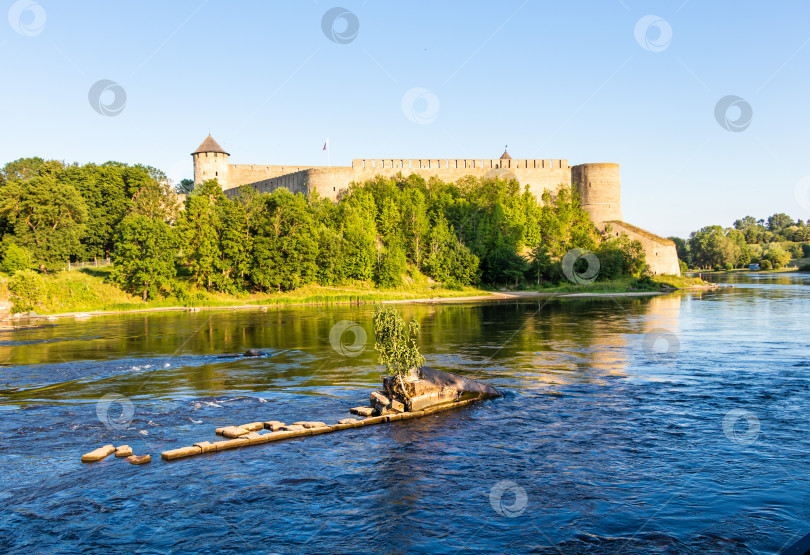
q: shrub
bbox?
[8,269,45,313]
[760,259,772,270]
[372,303,425,378]
[724,262,733,271]
[1,243,32,274]
[802,243,810,258]
[678,259,688,274]
[798,264,810,272]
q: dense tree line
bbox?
[1,157,650,299]
[670,213,810,270]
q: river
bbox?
[1,272,809,553]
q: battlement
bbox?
[351,159,568,170]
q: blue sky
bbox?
[1,0,809,237]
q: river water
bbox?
[1,272,809,553]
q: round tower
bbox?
[192,134,230,190]
[570,163,622,226]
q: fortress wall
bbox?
[571,163,622,225]
[228,163,332,187]
[606,221,681,276]
[223,167,355,201]
[347,159,571,198]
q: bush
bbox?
[1,243,32,274]
[760,260,772,270]
[630,275,656,289]
[724,262,733,271]
[678,259,688,274]
[8,269,45,313]
[798,264,810,272]
[372,303,425,378]
[802,243,810,258]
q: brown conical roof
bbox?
[500,150,512,160]
[192,134,229,156]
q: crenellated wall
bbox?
[196,142,679,276]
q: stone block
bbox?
[370,391,390,408]
[358,416,387,426]
[330,422,358,431]
[213,438,249,451]
[337,418,358,425]
[308,426,333,436]
[291,421,327,429]
[161,445,203,461]
[280,424,307,432]
[194,441,216,453]
[221,426,250,439]
[239,422,265,432]
[350,406,374,417]
[115,445,133,458]
[126,454,151,465]
[263,421,286,431]
[389,399,405,413]
[81,445,116,463]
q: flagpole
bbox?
[327,137,331,167]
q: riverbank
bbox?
[0,272,715,324]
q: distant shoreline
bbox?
[2,284,723,325]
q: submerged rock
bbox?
[126,454,151,465]
[115,445,133,458]
[81,445,116,463]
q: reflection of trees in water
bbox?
[4,295,685,400]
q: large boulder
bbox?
[382,366,500,413]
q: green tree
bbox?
[767,213,794,231]
[251,189,319,291]
[376,239,407,288]
[178,180,221,290]
[8,269,45,313]
[1,243,32,274]
[111,214,177,300]
[372,303,425,378]
[0,173,87,267]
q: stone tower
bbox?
[192,134,230,190]
[570,163,623,226]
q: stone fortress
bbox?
[192,135,680,276]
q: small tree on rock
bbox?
[372,303,425,385]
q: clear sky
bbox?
[2,0,809,238]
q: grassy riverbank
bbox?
[0,268,708,317]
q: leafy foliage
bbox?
[8,269,45,313]
[111,214,177,300]
[372,303,425,377]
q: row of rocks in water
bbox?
[79,367,501,464]
[81,444,151,465]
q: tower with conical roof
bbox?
[192,134,230,190]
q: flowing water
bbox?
[2,272,810,553]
